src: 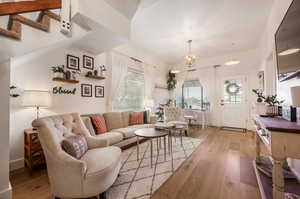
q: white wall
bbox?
[9,44,168,170]
[173,49,261,129]
[0,60,12,199]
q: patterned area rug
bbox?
[107,136,202,199]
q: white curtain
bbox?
[144,64,154,101]
[107,52,129,111]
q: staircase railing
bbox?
[0,0,62,40]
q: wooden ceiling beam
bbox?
[0,0,61,16]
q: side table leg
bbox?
[156,138,159,155]
[164,136,166,161]
[150,139,153,168]
[272,157,285,199]
[170,134,174,172]
[137,136,139,161]
[255,132,261,163]
[180,130,183,147]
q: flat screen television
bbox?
[275,0,300,82]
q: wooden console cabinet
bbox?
[253,115,300,199]
[24,129,45,174]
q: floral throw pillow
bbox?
[61,135,88,159]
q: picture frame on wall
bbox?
[81,84,92,97]
[83,55,94,70]
[95,86,104,98]
[66,54,80,71]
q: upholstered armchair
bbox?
[164,107,188,126]
[32,113,121,199]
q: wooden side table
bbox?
[24,129,45,175]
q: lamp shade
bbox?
[22,90,52,108]
[291,86,300,107]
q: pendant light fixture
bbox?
[185,40,196,67]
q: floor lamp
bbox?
[22,90,52,120]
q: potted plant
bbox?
[100,65,107,76]
[167,71,177,90]
[252,89,284,117]
[51,65,65,78]
[71,71,81,80]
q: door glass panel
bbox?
[223,79,242,104]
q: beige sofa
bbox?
[32,113,121,199]
[81,111,156,149]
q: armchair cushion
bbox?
[61,135,88,159]
[81,146,121,178]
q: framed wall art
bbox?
[67,54,80,71]
[83,55,94,70]
[81,84,92,97]
[95,86,104,98]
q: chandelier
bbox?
[185,40,196,67]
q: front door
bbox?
[220,76,247,130]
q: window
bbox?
[113,69,145,111]
[182,80,203,109]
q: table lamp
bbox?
[22,90,52,119]
[145,99,155,113]
[291,86,300,107]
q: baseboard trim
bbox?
[10,158,24,171]
[0,182,12,199]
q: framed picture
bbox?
[81,84,92,97]
[83,55,94,70]
[67,54,80,71]
[95,86,104,98]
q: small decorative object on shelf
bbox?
[71,70,81,80]
[100,65,106,76]
[24,129,45,175]
[85,71,105,80]
[51,65,65,79]
[65,70,71,80]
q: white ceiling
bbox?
[131,0,274,64]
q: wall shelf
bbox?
[52,77,79,84]
[85,74,105,80]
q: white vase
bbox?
[53,72,63,78]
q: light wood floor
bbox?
[10,127,263,199]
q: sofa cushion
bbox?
[95,132,123,145]
[81,116,96,136]
[113,127,137,138]
[81,146,121,178]
[130,112,144,125]
[91,115,107,134]
[103,112,124,131]
[61,135,88,159]
[121,111,132,127]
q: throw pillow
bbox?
[91,115,107,134]
[130,112,144,125]
[61,135,88,159]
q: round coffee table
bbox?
[135,128,169,168]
